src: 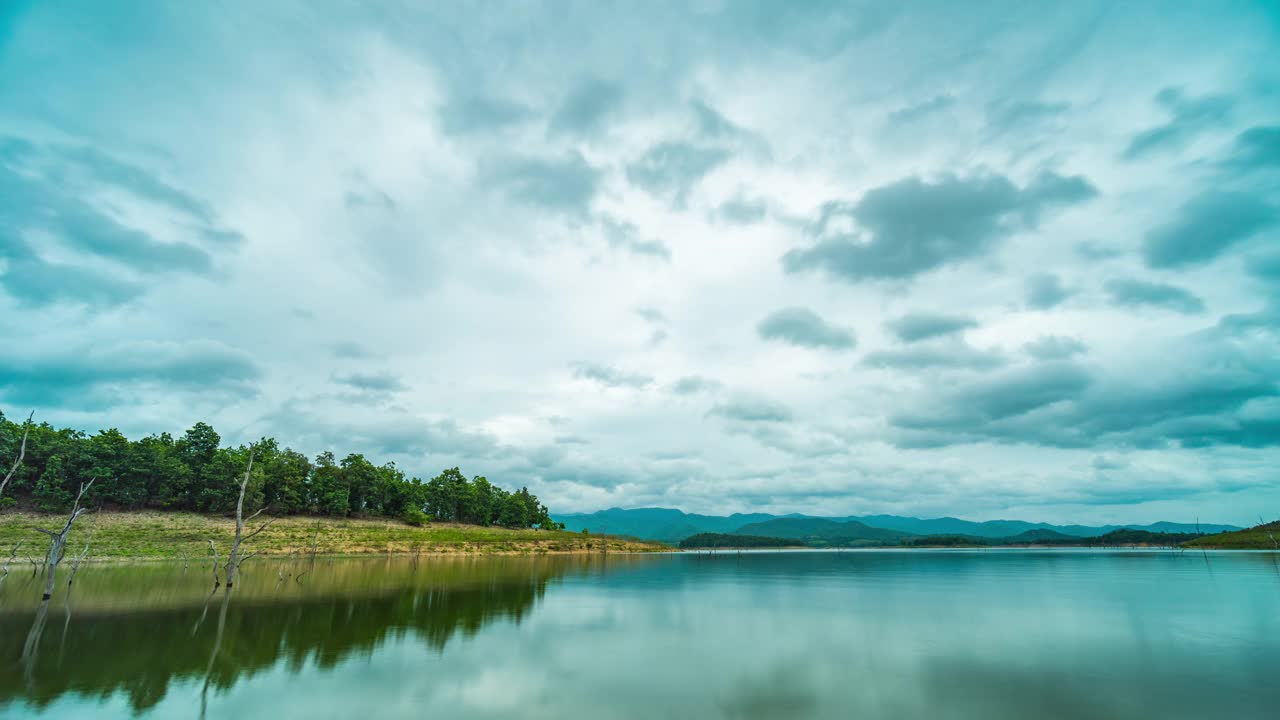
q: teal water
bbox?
[1,550,1277,719]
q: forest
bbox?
[0,410,559,530]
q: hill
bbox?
[556,507,779,541]
[1001,528,1079,543]
[839,514,1237,539]
[555,507,1239,543]
[1183,521,1280,549]
[731,518,912,547]
[678,533,797,549]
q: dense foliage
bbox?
[678,533,796,549]
[905,529,1203,547]
[0,411,559,529]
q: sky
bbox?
[0,1,1278,526]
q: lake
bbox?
[1,549,1277,719]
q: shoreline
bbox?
[0,510,669,559]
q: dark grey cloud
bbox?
[887,95,955,124]
[603,218,671,261]
[1074,240,1123,261]
[0,136,239,306]
[440,95,530,135]
[670,375,722,395]
[691,99,740,139]
[330,342,372,359]
[332,371,407,393]
[553,434,589,445]
[716,195,768,224]
[885,312,977,343]
[487,151,602,216]
[549,78,623,137]
[1105,277,1206,314]
[984,99,1070,135]
[1122,87,1232,160]
[708,396,793,423]
[1245,251,1280,295]
[1225,125,1280,171]
[626,141,730,204]
[635,306,666,323]
[60,145,225,227]
[1024,335,1087,360]
[572,362,653,389]
[923,362,1092,424]
[344,417,499,461]
[892,318,1280,451]
[0,341,260,409]
[1142,191,1276,268]
[0,245,143,307]
[758,307,856,350]
[862,343,1006,371]
[343,187,396,211]
[782,171,1096,283]
[690,99,771,158]
[1024,272,1074,309]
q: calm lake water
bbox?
[1,549,1277,719]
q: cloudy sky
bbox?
[1,1,1278,525]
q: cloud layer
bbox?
[2,1,1279,525]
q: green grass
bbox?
[1183,521,1280,550]
[0,510,667,560]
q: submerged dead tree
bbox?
[0,540,22,583]
[34,478,96,600]
[225,448,273,588]
[207,540,221,588]
[66,530,95,590]
[1,411,33,500]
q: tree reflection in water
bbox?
[0,555,614,713]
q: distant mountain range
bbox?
[554,507,1240,543]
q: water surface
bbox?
[1,549,1276,719]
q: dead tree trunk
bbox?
[208,540,221,589]
[20,598,51,689]
[34,478,95,600]
[0,541,22,583]
[66,531,94,589]
[225,448,273,589]
[1,411,33,501]
[199,589,232,720]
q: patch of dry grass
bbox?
[0,511,667,559]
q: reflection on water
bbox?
[1,550,1277,719]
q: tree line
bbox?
[0,411,560,530]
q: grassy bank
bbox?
[1182,521,1280,549]
[0,511,667,559]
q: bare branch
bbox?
[207,540,221,588]
[66,530,95,588]
[225,447,263,588]
[310,521,320,567]
[0,411,33,500]
[243,517,276,541]
[245,506,266,523]
[1,541,22,581]
[34,477,98,600]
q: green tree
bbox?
[264,448,312,514]
[311,451,349,516]
[33,455,73,512]
[341,453,380,516]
